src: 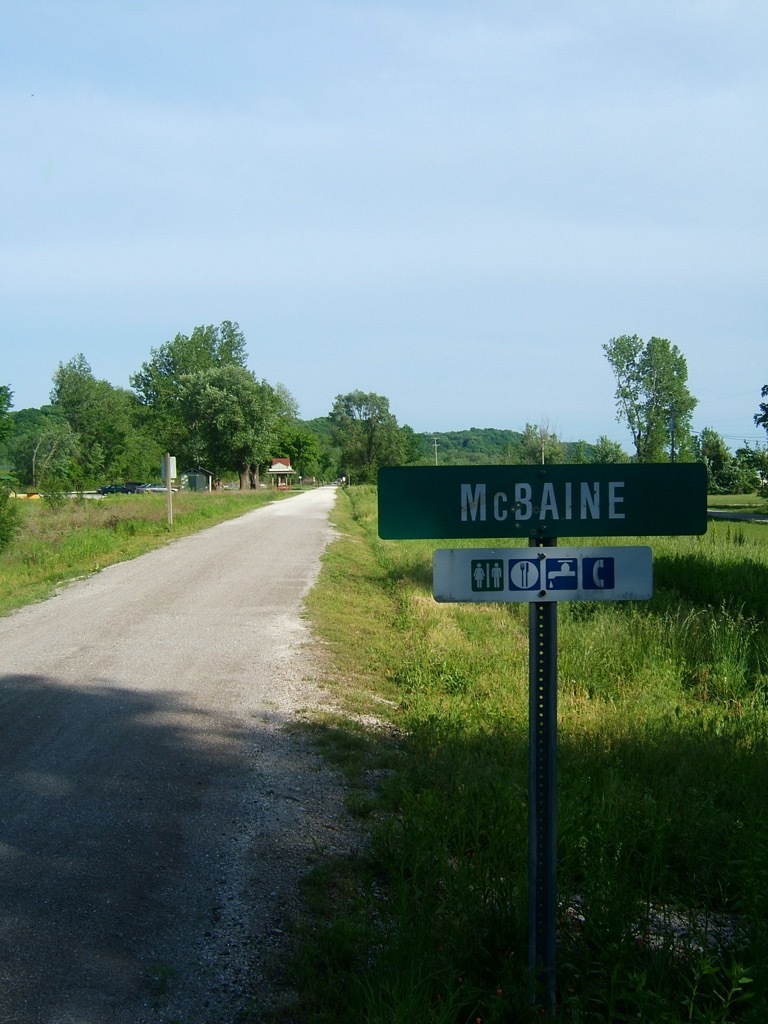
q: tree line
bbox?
[0,322,424,493]
[1,327,767,503]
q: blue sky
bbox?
[2,1,766,451]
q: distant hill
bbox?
[426,428,591,465]
[300,420,592,468]
[426,427,523,465]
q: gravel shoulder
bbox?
[0,487,357,1024]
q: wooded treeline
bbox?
[1,325,767,495]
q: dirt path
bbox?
[0,487,351,1023]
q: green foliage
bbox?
[426,427,524,465]
[0,384,13,449]
[272,380,300,420]
[8,410,78,489]
[47,355,162,486]
[298,492,768,1023]
[274,422,324,478]
[591,434,630,463]
[735,443,768,498]
[130,321,249,465]
[755,385,768,434]
[604,334,698,462]
[512,420,566,464]
[569,438,591,462]
[329,390,412,483]
[693,427,766,495]
[399,423,430,464]
[6,324,343,493]
[0,485,22,552]
[298,416,343,478]
[421,429,626,466]
[178,364,278,486]
[130,321,247,409]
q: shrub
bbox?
[0,487,22,552]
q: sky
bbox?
[2,0,766,452]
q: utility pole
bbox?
[431,437,439,465]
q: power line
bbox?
[697,389,762,404]
[693,430,766,443]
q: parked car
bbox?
[122,482,148,493]
[97,484,129,495]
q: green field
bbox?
[707,493,767,511]
[296,487,768,1023]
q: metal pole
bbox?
[528,535,557,1016]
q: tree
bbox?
[734,443,768,497]
[298,417,343,480]
[0,385,13,449]
[9,418,79,489]
[568,440,589,463]
[695,428,736,493]
[0,384,22,551]
[273,382,300,422]
[131,322,250,464]
[329,391,408,483]
[603,335,698,462]
[0,485,21,551]
[51,355,160,486]
[178,365,278,488]
[509,422,565,464]
[274,423,324,479]
[755,385,768,434]
[591,435,630,464]
[399,425,429,465]
[131,322,247,406]
[6,405,79,488]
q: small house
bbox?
[182,466,214,492]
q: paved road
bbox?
[0,487,343,1024]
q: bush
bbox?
[0,487,22,552]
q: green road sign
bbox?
[378,463,708,539]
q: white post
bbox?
[165,452,173,527]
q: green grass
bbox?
[3,484,767,1020]
[707,494,768,512]
[0,489,292,616]
[291,489,768,1023]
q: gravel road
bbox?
[0,486,355,1024]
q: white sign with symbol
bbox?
[433,546,652,603]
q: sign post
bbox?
[432,540,652,1011]
[528,537,558,1015]
[162,453,176,527]
[378,463,707,1016]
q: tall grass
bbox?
[295,488,768,1023]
